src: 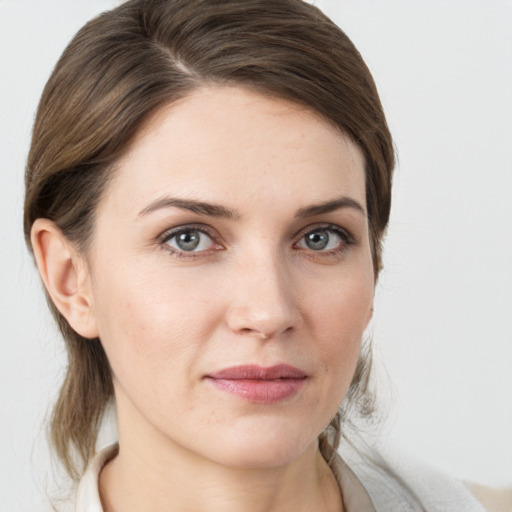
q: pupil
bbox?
[177,231,200,251]
[306,231,328,250]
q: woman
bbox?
[23,0,489,510]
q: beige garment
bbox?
[466,482,512,512]
[38,442,507,512]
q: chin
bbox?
[199,420,320,469]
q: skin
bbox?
[32,86,375,512]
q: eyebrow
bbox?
[138,195,365,219]
[138,197,240,219]
[295,196,366,218]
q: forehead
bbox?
[103,85,366,218]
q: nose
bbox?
[225,249,302,340]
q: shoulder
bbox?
[31,445,118,512]
[338,439,489,512]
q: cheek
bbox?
[304,269,374,394]
[88,259,221,385]
[307,267,373,337]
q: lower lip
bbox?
[206,378,307,404]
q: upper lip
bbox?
[206,364,307,380]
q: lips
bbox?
[204,364,307,404]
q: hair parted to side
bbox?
[24,0,394,479]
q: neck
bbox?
[99,431,343,512]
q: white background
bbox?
[1,1,511,510]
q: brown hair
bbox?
[24,0,394,479]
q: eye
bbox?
[296,226,350,252]
[164,228,215,253]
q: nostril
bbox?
[238,326,295,340]
[241,329,271,340]
[226,294,301,340]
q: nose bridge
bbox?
[226,242,300,339]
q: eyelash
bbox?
[158,223,355,260]
[294,223,356,256]
[158,223,220,259]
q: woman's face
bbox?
[85,86,374,468]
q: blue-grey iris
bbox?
[305,231,329,250]
[176,231,201,251]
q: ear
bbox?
[31,219,99,339]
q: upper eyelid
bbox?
[158,223,218,242]
[293,222,354,242]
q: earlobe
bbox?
[31,219,99,339]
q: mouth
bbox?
[204,364,308,404]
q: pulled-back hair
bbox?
[24,0,394,479]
